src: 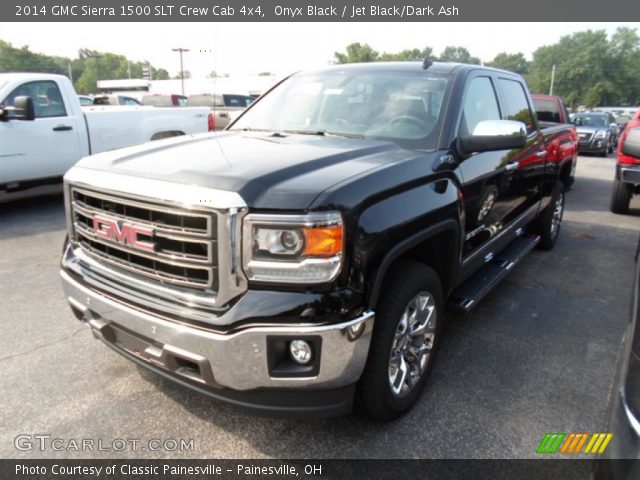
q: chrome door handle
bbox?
[505,161,519,171]
[536,150,547,158]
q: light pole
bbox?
[172,48,190,95]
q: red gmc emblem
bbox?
[92,215,155,252]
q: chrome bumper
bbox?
[60,269,374,392]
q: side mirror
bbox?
[610,122,618,129]
[13,96,35,121]
[457,120,527,157]
[622,127,640,159]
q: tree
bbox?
[334,43,379,64]
[438,46,481,64]
[0,41,174,93]
[488,52,529,75]
[526,29,627,107]
[380,47,434,62]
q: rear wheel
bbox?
[358,260,443,421]
[610,178,632,214]
[536,182,565,251]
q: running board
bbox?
[447,235,540,315]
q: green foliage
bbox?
[380,47,434,62]
[0,40,170,93]
[488,52,530,75]
[334,29,640,107]
[333,43,479,65]
[333,42,380,64]
[527,28,640,107]
[438,46,481,65]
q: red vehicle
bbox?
[531,94,579,189]
[610,109,640,213]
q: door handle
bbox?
[505,161,519,171]
[535,150,547,158]
[53,125,73,131]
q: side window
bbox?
[1,81,67,118]
[460,77,501,136]
[498,79,536,135]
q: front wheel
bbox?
[610,178,632,214]
[358,260,443,421]
[536,182,565,250]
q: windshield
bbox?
[573,115,607,127]
[231,69,450,149]
[223,94,253,108]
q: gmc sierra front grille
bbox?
[70,188,218,291]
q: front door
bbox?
[0,80,83,184]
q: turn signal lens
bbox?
[303,225,343,257]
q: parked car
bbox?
[615,114,632,141]
[0,73,214,201]
[572,112,618,156]
[187,93,253,130]
[610,110,640,213]
[60,62,573,420]
[141,94,187,107]
[531,94,579,189]
[593,238,640,478]
[92,94,142,106]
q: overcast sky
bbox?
[1,22,638,78]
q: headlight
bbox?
[594,130,607,139]
[242,212,343,283]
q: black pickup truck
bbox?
[60,62,572,420]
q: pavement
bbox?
[1,154,639,459]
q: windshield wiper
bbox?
[234,127,272,132]
[283,129,364,139]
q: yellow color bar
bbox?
[589,434,606,454]
[597,434,613,454]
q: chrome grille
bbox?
[71,188,218,291]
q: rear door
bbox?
[0,79,84,184]
[458,73,546,277]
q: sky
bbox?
[1,22,638,78]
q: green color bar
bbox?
[537,433,554,454]
[548,433,566,453]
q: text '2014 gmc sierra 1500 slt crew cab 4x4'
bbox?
[60,61,573,420]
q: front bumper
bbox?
[578,137,608,153]
[60,268,375,417]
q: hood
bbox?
[575,125,606,134]
[76,131,410,209]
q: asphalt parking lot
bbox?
[2,154,639,459]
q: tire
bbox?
[535,182,565,251]
[358,260,443,421]
[598,148,608,157]
[610,178,632,214]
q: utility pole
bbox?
[68,62,73,83]
[549,64,556,96]
[172,48,190,95]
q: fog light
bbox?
[289,340,312,364]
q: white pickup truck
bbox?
[0,73,213,200]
